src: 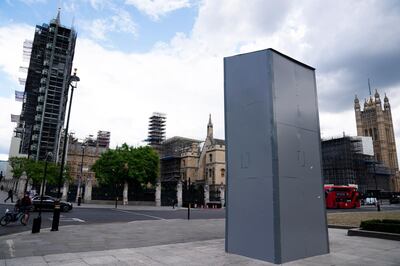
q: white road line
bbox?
[6,239,15,258]
[113,209,167,221]
[71,218,85,222]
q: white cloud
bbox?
[1,0,400,165]
[125,0,191,20]
[0,24,33,79]
[81,9,137,41]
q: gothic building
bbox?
[354,90,400,191]
[160,115,226,206]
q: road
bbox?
[0,204,225,236]
[1,203,400,236]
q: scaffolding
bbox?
[97,131,111,148]
[322,136,392,192]
[160,136,201,182]
[146,112,166,148]
[15,14,77,161]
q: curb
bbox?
[328,224,357,229]
[347,228,400,241]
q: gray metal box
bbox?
[224,49,329,264]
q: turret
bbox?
[384,93,390,110]
[354,95,360,111]
[374,90,381,107]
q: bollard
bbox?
[187,203,191,220]
[32,217,41,233]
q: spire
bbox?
[56,7,61,24]
[207,114,213,138]
[368,78,372,96]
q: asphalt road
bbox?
[1,203,400,237]
[0,204,225,236]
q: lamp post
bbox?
[32,152,52,234]
[51,68,80,231]
[372,161,381,212]
[77,142,86,206]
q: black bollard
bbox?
[187,203,191,220]
[32,217,41,233]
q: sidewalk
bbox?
[0,190,184,211]
[0,218,399,265]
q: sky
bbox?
[0,0,400,161]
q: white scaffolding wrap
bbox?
[11,114,20,123]
[15,90,24,101]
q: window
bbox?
[209,154,213,162]
[221,168,225,178]
[374,128,378,140]
[182,160,185,167]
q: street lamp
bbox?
[372,161,381,212]
[32,152,52,234]
[51,68,80,231]
[77,142,86,206]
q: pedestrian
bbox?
[0,185,4,191]
[4,189,14,203]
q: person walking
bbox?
[4,189,14,203]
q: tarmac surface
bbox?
[1,191,400,265]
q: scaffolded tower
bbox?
[97,131,111,148]
[146,112,166,149]
[16,11,77,161]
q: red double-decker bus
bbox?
[324,185,360,209]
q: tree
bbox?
[92,144,159,188]
[9,157,70,188]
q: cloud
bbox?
[19,0,47,4]
[125,0,191,20]
[81,8,137,41]
[1,0,400,164]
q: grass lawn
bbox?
[327,211,400,227]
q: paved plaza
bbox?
[0,218,399,265]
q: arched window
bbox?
[209,154,213,162]
[221,168,225,178]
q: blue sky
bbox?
[0,0,197,53]
[1,0,400,162]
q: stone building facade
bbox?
[160,115,226,206]
[354,91,400,191]
[63,131,110,201]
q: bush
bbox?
[360,219,400,234]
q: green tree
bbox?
[92,144,159,187]
[8,157,28,179]
[9,157,70,188]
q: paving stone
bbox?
[82,255,119,265]
[5,256,48,266]
[47,258,88,266]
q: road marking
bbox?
[113,209,166,221]
[71,218,85,222]
[6,239,15,258]
[48,217,85,222]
